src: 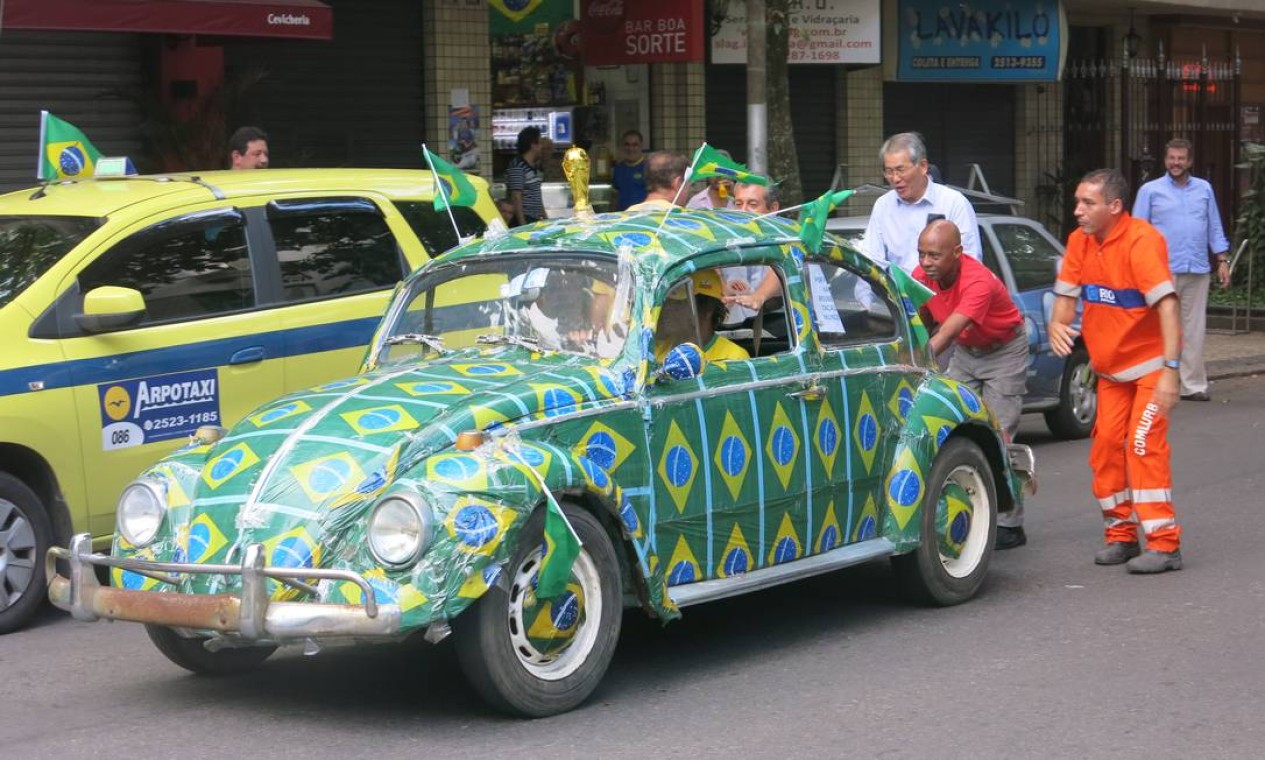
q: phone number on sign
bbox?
[143,411,220,431]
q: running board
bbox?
[668,538,897,608]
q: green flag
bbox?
[536,495,582,599]
[422,145,478,211]
[38,111,102,181]
[692,143,767,186]
[888,263,937,348]
[797,189,854,253]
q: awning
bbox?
[0,0,333,41]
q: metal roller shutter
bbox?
[0,31,145,192]
[882,83,1016,196]
[223,0,423,169]
[705,65,838,196]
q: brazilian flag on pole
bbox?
[888,263,937,348]
[536,495,582,599]
[692,143,767,186]
[422,144,478,212]
[38,111,102,180]
[797,189,854,253]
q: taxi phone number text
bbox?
[143,412,220,432]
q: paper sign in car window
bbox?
[98,369,221,450]
[807,264,846,334]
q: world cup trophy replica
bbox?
[562,145,594,218]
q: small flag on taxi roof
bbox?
[422,144,478,212]
[691,143,767,186]
[797,188,854,253]
[38,111,102,181]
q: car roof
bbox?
[434,208,811,275]
[0,168,469,218]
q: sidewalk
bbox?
[1206,330,1265,381]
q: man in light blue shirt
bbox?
[863,132,981,273]
[1132,138,1230,401]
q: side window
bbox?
[655,266,783,363]
[269,205,403,302]
[992,223,1063,292]
[978,226,1005,280]
[804,261,899,347]
[392,202,487,255]
[78,212,253,325]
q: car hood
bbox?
[155,349,632,568]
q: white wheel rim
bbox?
[939,465,992,578]
[0,498,37,610]
[506,547,603,681]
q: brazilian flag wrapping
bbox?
[38,111,102,181]
[888,263,937,348]
[536,495,582,599]
[692,143,767,186]
[422,145,478,212]
[797,189,854,253]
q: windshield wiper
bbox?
[383,333,446,354]
[476,333,542,352]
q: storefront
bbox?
[0,0,334,189]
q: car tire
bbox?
[0,473,53,635]
[891,437,997,606]
[453,502,622,718]
[145,624,276,675]
[1045,346,1096,440]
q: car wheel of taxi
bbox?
[145,625,276,675]
[892,438,997,606]
[453,502,622,717]
[0,473,53,635]
[1045,346,1096,440]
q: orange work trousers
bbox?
[1090,370,1181,552]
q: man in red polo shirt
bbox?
[914,219,1029,549]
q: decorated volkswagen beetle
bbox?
[48,206,1035,717]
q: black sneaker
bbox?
[995,526,1027,550]
[1126,549,1183,574]
[1094,542,1141,565]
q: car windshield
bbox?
[376,252,633,366]
[0,215,100,309]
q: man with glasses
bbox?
[612,129,648,211]
[863,133,981,274]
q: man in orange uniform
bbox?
[1049,169,1184,573]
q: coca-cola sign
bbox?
[580,0,703,65]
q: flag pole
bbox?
[423,143,463,243]
[36,110,48,181]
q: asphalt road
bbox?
[4,375,1263,759]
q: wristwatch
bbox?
[1164,359,1181,370]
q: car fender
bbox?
[881,375,1020,552]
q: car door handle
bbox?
[229,346,266,365]
[788,383,827,401]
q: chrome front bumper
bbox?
[1007,443,1038,495]
[47,534,401,640]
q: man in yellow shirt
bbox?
[656,270,750,363]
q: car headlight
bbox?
[117,480,166,547]
[368,491,433,569]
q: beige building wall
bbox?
[422,1,493,180]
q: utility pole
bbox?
[746,0,767,174]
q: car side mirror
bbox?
[656,342,706,381]
[75,286,146,334]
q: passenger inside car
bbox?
[655,270,750,363]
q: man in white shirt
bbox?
[864,132,981,272]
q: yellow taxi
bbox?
[0,168,497,632]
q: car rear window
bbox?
[392,202,487,257]
[0,215,100,309]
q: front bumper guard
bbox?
[1007,443,1038,495]
[47,534,400,640]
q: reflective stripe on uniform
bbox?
[1100,356,1165,383]
[1132,488,1172,504]
[1145,281,1176,306]
[1142,517,1177,533]
[1097,490,1130,510]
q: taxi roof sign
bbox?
[94,157,138,177]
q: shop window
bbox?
[78,213,253,325]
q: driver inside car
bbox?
[655,270,751,363]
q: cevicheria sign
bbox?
[579,0,705,65]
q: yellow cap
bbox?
[691,270,725,300]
